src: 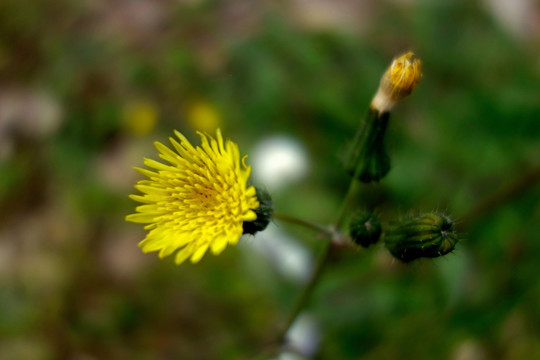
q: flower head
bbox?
[372,52,422,113]
[126,129,260,265]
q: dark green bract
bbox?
[242,187,274,235]
[344,108,391,183]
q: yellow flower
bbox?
[371,52,422,113]
[126,129,260,265]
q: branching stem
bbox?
[272,178,362,348]
[276,240,332,344]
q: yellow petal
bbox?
[242,210,257,222]
[175,245,194,265]
[126,213,158,223]
[190,243,209,263]
[211,237,228,255]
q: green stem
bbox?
[271,110,382,349]
[270,212,335,345]
[273,212,333,236]
[335,178,360,230]
[272,127,373,348]
[277,239,332,344]
[272,183,359,345]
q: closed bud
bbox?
[349,211,382,248]
[243,187,274,235]
[344,52,421,183]
[371,52,422,113]
[384,213,458,263]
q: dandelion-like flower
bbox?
[126,129,260,265]
[372,52,422,113]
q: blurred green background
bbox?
[1,0,539,359]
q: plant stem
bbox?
[273,212,333,236]
[273,181,361,345]
[273,204,362,353]
[272,114,373,349]
[277,239,332,344]
[271,212,335,345]
[336,175,365,230]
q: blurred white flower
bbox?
[284,313,321,358]
[252,135,309,192]
[248,226,313,283]
[269,313,321,360]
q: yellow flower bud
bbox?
[371,52,422,113]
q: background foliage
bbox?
[1,0,539,359]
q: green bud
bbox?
[344,108,390,183]
[349,211,382,248]
[384,213,458,262]
[243,187,274,235]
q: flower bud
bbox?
[349,211,382,248]
[242,187,274,235]
[384,213,458,262]
[371,52,422,113]
[344,52,421,183]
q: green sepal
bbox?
[344,108,391,183]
